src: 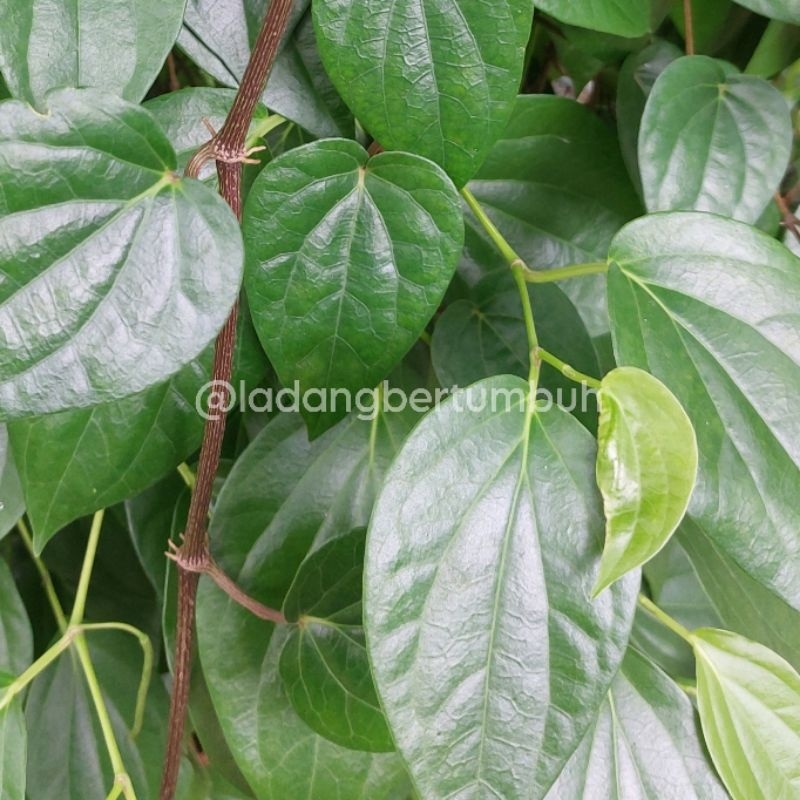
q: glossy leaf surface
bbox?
[313,0,533,186]
[0,0,185,108]
[594,366,698,594]
[640,56,793,223]
[608,212,800,611]
[244,139,462,436]
[693,628,800,800]
[0,89,243,420]
[0,674,25,800]
[0,560,33,676]
[534,0,653,37]
[546,648,727,798]
[0,429,23,540]
[366,377,638,799]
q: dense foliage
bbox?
[0,0,799,799]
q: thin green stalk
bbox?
[638,594,693,643]
[522,261,608,283]
[0,631,73,711]
[70,509,105,626]
[177,462,197,492]
[17,518,68,632]
[461,187,525,268]
[537,347,602,390]
[512,265,540,387]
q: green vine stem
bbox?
[9,512,146,800]
[638,594,694,643]
[460,187,525,269]
[536,347,602,390]
[521,261,608,283]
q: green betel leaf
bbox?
[639,56,793,223]
[312,0,534,187]
[467,94,642,340]
[535,0,653,36]
[0,428,24,540]
[546,648,727,799]
[0,89,243,420]
[179,1,353,139]
[0,559,33,676]
[279,527,394,752]
[732,0,800,23]
[692,628,800,800]
[24,651,148,800]
[197,408,419,795]
[365,376,638,799]
[608,213,800,611]
[243,139,462,437]
[0,0,186,108]
[594,366,698,595]
[0,674,25,800]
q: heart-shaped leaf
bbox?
[0,89,243,420]
[639,56,793,223]
[546,647,728,798]
[279,528,393,752]
[608,212,800,611]
[0,0,186,108]
[594,366,698,595]
[312,0,534,186]
[197,407,419,794]
[692,628,800,800]
[534,0,654,37]
[365,376,638,799]
[243,139,462,436]
[467,94,642,339]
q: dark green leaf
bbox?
[467,94,642,340]
[693,628,800,800]
[679,519,800,672]
[0,428,23,539]
[0,559,32,676]
[534,0,654,37]
[179,1,353,139]
[431,273,601,430]
[594,367,698,594]
[0,673,25,800]
[279,528,393,752]
[608,212,800,611]
[243,139,462,436]
[0,0,186,107]
[197,408,418,796]
[639,56,793,223]
[617,40,682,195]
[313,0,533,186]
[365,377,638,799]
[0,89,242,420]
[732,0,800,23]
[25,650,148,800]
[546,647,727,798]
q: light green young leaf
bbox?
[639,56,793,223]
[243,139,462,437]
[313,0,533,186]
[0,89,243,421]
[365,377,638,799]
[693,628,800,800]
[594,366,698,595]
[608,212,800,612]
[0,0,186,108]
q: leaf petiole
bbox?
[536,347,602,390]
[638,594,694,644]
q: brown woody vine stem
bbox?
[683,0,695,56]
[159,1,295,797]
